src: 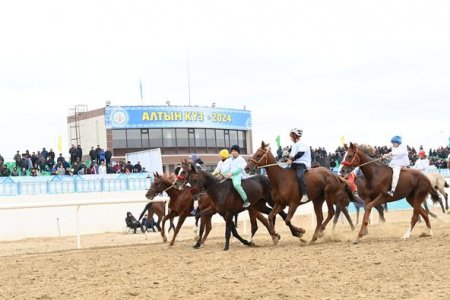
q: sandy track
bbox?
[1,210,450,299]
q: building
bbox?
[67,104,252,173]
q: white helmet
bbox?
[290,128,303,137]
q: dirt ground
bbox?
[1,209,450,300]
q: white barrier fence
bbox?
[0,195,169,249]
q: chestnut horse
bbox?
[145,173,207,246]
[138,201,171,232]
[341,143,442,243]
[333,171,387,230]
[174,162,279,250]
[245,141,354,243]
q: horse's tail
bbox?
[138,202,152,221]
[429,187,442,204]
[343,182,355,203]
[445,180,449,188]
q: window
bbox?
[229,130,238,147]
[112,129,127,148]
[141,129,149,148]
[162,129,175,147]
[176,129,189,147]
[216,129,225,147]
[224,130,230,149]
[195,129,206,147]
[238,131,246,148]
[206,129,216,147]
[149,129,163,147]
[127,129,141,148]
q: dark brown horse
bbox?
[245,141,354,243]
[174,162,278,250]
[341,143,442,243]
[145,173,208,246]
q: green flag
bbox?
[276,135,281,147]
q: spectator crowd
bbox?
[0,145,147,177]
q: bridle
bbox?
[343,147,384,168]
[248,147,270,172]
[147,178,175,198]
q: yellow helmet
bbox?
[219,149,229,159]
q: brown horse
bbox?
[145,172,210,246]
[174,161,279,250]
[138,201,171,232]
[341,143,442,243]
[245,141,354,243]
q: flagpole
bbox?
[139,77,143,105]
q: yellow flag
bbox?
[57,135,63,152]
[339,135,346,146]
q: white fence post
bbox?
[76,205,81,249]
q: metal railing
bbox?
[0,174,152,196]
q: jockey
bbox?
[287,128,311,203]
[222,145,250,208]
[212,149,231,177]
[383,135,410,196]
[345,167,365,206]
[413,150,429,175]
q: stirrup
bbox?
[242,201,250,208]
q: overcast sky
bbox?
[1,0,449,158]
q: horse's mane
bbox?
[357,144,375,156]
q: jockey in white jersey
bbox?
[413,150,429,175]
[212,149,231,177]
[286,128,311,203]
[383,135,410,197]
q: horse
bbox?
[174,160,281,250]
[138,201,171,232]
[341,142,442,243]
[426,173,449,212]
[333,170,387,230]
[145,172,205,246]
[245,141,355,243]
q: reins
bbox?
[256,163,280,169]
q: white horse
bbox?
[427,173,449,213]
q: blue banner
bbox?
[105,106,252,130]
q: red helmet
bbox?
[418,150,426,158]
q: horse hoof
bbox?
[352,239,360,245]
[162,237,168,243]
[272,237,279,246]
[223,247,229,251]
[193,245,201,249]
[299,238,307,244]
[276,233,281,240]
[308,240,316,245]
[248,241,256,247]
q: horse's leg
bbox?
[234,213,238,228]
[229,215,251,247]
[355,206,360,225]
[332,205,341,231]
[248,210,258,243]
[423,200,437,218]
[277,209,301,237]
[160,211,176,243]
[200,214,213,246]
[354,195,386,244]
[436,187,447,214]
[319,200,335,235]
[224,218,232,251]
[415,198,433,237]
[193,214,206,249]
[341,206,355,231]
[169,214,188,246]
[267,202,284,245]
[311,199,325,242]
[374,205,386,223]
[254,211,275,244]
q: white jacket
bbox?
[213,158,230,175]
[223,155,247,179]
[388,145,410,168]
[413,158,429,174]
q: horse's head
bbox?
[245,141,271,173]
[340,142,361,176]
[145,172,172,200]
[174,159,207,194]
